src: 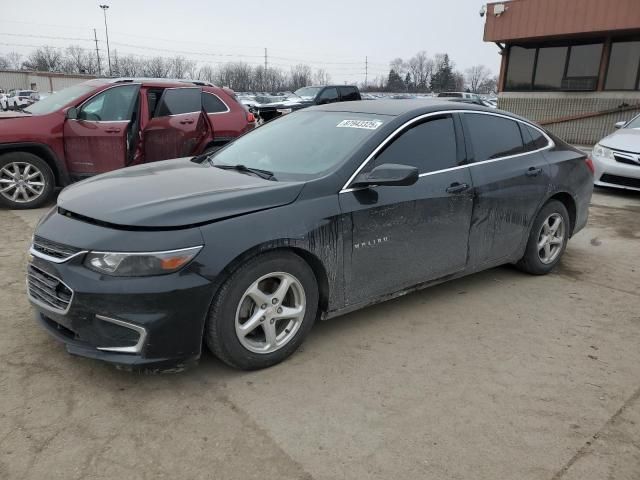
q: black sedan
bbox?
[27,100,594,371]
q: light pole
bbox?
[99,4,112,76]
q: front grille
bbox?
[600,174,640,189]
[32,235,82,261]
[613,153,640,167]
[27,264,74,313]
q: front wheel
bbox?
[0,152,55,209]
[516,200,570,275]
[205,251,319,370]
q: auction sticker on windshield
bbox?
[337,119,383,130]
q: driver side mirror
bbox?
[66,107,78,120]
[351,163,419,188]
[614,121,626,129]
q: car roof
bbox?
[84,78,218,89]
[310,99,494,117]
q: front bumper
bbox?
[593,151,640,191]
[28,251,214,371]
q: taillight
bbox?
[246,112,256,123]
[585,156,595,174]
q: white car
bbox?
[592,114,640,191]
[0,92,7,111]
[7,89,36,110]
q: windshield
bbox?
[626,115,640,129]
[24,83,95,114]
[294,86,322,99]
[208,111,387,181]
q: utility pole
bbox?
[365,56,368,89]
[264,47,268,91]
[93,29,102,76]
[99,4,112,76]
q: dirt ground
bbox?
[1,188,639,480]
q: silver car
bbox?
[592,115,640,191]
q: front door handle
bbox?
[179,119,195,125]
[526,167,542,177]
[105,127,121,133]
[446,182,470,194]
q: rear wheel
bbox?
[516,200,570,275]
[205,251,318,370]
[0,152,55,209]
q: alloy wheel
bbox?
[235,272,306,354]
[537,213,565,264]
[0,162,46,203]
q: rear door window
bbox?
[339,87,359,101]
[463,113,525,161]
[155,87,201,116]
[373,115,458,173]
[202,92,228,113]
[317,87,339,103]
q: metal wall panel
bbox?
[485,0,640,42]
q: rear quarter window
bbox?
[521,124,549,151]
[339,87,360,101]
[464,113,525,161]
[202,92,229,113]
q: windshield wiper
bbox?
[211,162,277,181]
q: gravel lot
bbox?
[1,189,639,480]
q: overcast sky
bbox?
[0,0,500,83]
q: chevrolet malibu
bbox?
[27,101,593,371]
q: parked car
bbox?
[251,85,361,123]
[0,78,255,208]
[27,100,593,371]
[437,91,480,100]
[7,89,36,110]
[592,115,640,191]
[0,90,7,111]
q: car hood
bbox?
[0,111,33,119]
[599,128,640,153]
[57,158,305,229]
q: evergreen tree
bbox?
[430,54,455,92]
[404,72,412,92]
[386,69,406,92]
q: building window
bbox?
[534,47,568,90]
[505,42,603,92]
[605,41,640,91]
[505,46,536,90]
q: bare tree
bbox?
[313,68,331,85]
[169,56,196,79]
[63,45,99,74]
[5,52,22,70]
[408,51,433,91]
[465,65,491,93]
[478,75,498,94]
[143,56,171,77]
[289,64,312,90]
[22,46,63,72]
[390,57,408,78]
[196,64,216,82]
[0,56,8,69]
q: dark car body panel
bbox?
[28,100,592,369]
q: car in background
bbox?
[592,114,640,191]
[250,85,362,123]
[437,92,480,100]
[7,89,36,110]
[0,78,255,209]
[27,100,593,371]
[0,90,7,111]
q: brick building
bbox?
[484,0,640,145]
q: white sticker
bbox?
[337,119,383,130]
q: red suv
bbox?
[0,78,255,209]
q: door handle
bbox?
[526,167,542,177]
[105,127,121,133]
[179,119,195,125]
[446,182,470,194]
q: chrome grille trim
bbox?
[27,265,74,314]
[95,315,147,354]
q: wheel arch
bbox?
[546,191,577,236]
[209,243,331,316]
[0,143,68,187]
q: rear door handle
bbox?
[526,167,542,177]
[104,127,121,133]
[179,119,195,125]
[446,182,470,194]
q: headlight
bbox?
[84,246,202,277]
[593,143,613,159]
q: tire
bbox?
[0,152,55,209]
[205,251,319,370]
[516,200,570,275]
